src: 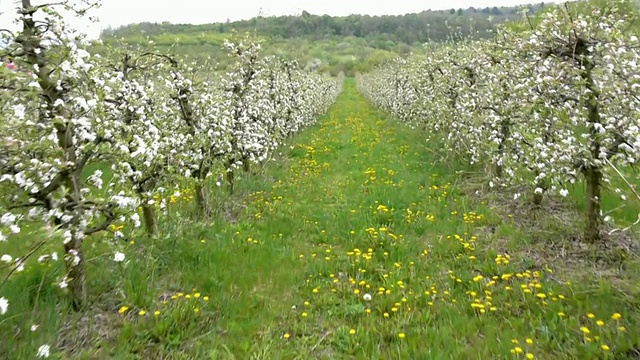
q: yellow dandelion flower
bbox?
[283,333,291,339]
[596,320,604,327]
[612,313,622,320]
[203,296,209,301]
[526,338,533,345]
[602,345,610,351]
[154,310,160,316]
[398,333,406,339]
[588,313,595,319]
[118,306,129,314]
[580,327,590,334]
[139,310,146,316]
[349,329,356,335]
[526,354,534,359]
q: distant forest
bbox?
[101,3,549,46]
[99,3,550,75]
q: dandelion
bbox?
[301,312,308,317]
[612,313,622,320]
[349,329,356,335]
[587,313,596,319]
[398,333,406,339]
[194,293,201,298]
[283,333,291,339]
[526,354,534,359]
[596,320,604,327]
[203,296,209,301]
[602,345,610,351]
[118,306,129,314]
[154,311,160,316]
[363,293,372,301]
[139,310,146,316]
[580,326,590,334]
[526,338,533,345]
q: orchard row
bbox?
[357,0,640,243]
[0,2,342,309]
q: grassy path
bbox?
[47,79,636,359]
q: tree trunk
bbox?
[194,183,211,218]
[226,169,235,195]
[582,63,602,244]
[64,240,86,311]
[584,167,602,243]
[142,204,158,236]
[532,176,546,207]
[242,156,251,173]
[533,192,543,207]
[495,118,509,179]
[495,163,503,179]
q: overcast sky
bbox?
[0,0,562,38]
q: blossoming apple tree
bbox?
[358,0,640,243]
[0,0,342,316]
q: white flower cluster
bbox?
[0,1,342,314]
[357,2,640,236]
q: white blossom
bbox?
[0,297,7,315]
[113,251,125,262]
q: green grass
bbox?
[1,79,639,359]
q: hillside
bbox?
[99,3,549,75]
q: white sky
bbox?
[0,0,563,39]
